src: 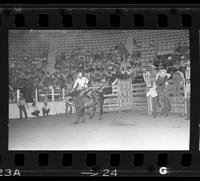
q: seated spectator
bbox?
[42,101,50,117]
[108,72,117,85]
[127,66,132,76]
[115,69,123,79]
[120,57,131,72]
[120,67,126,76]
[31,99,40,117]
[120,68,129,79]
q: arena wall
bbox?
[9,80,186,119]
[9,101,71,119]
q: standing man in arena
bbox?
[185,60,190,81]
[143,68,153,115]
[9,84,15,102]
[185,60,190,120]
[185,78,190,120]
[156,65,171,117]
[17,93,29,120]
[146,81,159,118]
[42,100,50,117]
[65,81,73,115]
[150,65,157,82]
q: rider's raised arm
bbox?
[155,72,159,80]
[85,77,89,84]
[73,80,79,89]
[166,73,171,79]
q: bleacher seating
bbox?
[9,30,190,104]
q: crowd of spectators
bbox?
[9,44,144,86]
[9,41,190,103]
[54,45,144,85]
[9,57,47,89]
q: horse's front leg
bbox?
[81,114,86,123]
[74,107,81,124]
[159,94,165,117]
[75,113,80,124]
[69,104,72,114]
[65,103,68,114]
[89,104,96,119]
[81,108,86,123]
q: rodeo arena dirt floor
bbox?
[9,30,191,151]
[9,111,190,150]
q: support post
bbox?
[17,89,20,100]
[184,79,187,115]
[35,89,38,102]
[62,88,65,101]
[52,87,54,102]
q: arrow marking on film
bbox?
[81,169,99,177]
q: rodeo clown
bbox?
[155,64,172,117]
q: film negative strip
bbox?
[0,4,200,177]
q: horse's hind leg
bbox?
[99,105,103,120]
[99,99,104,120]
[69,104,72,114]
[81,115,86,123]
[81,108,86,123]
[75,114,80,124]
[65,103,68,114]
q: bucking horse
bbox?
[65,85,105,124]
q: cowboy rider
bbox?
[69,72,90,97]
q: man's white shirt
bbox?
[73,77,89,90]
[143,71,152,88]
